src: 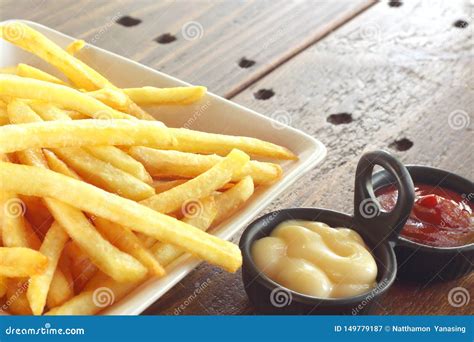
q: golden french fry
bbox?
[0,118,173,154]
[53,147,154,201]
[0,161,243,272]
[93,217,165,277]
[140,149,249,213]
[27,221,69,315]
[129,147,282,185]
[0,75,132,119]
[66,40,85,55]
[214,176,254,225]
[43,149,81,179]
[47,268,74,308]
[123,86,207,106]
[17,63,67,85]
[151,196,217,266]
[83,146,153,184]
[169,128,297,160]
[0,247,48,277]
[87,87,130,110]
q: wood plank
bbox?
[0,0,374,96]
[146,0,473,315]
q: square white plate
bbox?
[0,20,326,315]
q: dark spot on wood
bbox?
[453,20,469,29]
[238,57,256,68]
[389,138,413,151]
[388,1,403,7]
[116,16,142,27]
[254,89,274,100]
[155,33,177,44]
[327,113,353,125]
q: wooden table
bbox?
[2,0,472,315]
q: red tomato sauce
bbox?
[376,184,474,247]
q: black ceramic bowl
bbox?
[372,166,474,282]
[240,151,415,315]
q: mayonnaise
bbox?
[251,220,377,299]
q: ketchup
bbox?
[376,184,474,247]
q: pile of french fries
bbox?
[0,22,296,315]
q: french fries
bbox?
[214,176,255,224]
[0,75,132,119]
[0,22,153,120]
[169,128,296,160]
[7,100,154,200]
[123,86,207,106]
[0,161,243,272]
[66,40,85,56]
[17,63,67,85]
[140,149,249,213]
[27,222,69,315]
[151,196,218,266]
[83,146,153,184]
[0,119,174,154]
[30,102,152,183]
[53,147,155,201]
[129,147,282,185]
[0,22,296,316]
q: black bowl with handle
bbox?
[240,150,415,315]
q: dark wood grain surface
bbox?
[1,0,472,316]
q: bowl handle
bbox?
[354,150,415,245]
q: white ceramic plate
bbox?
[0,20,326,315]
